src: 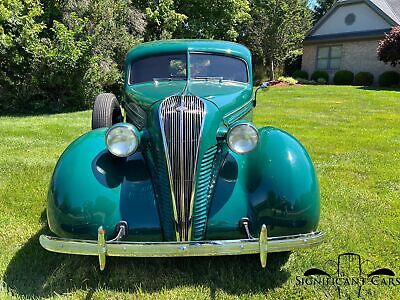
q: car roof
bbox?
[125,39,252,66]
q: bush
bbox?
[296,78,316,85]
[378,71,400,87]
[277,76,298,85]
[333,70,354,85]
[316,78,327,85]
[354,72,374,86]
[293,70,308,80]
[311,71,329,83]
[377,26,400,67]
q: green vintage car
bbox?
[40,40,324,270]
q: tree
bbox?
[377,26,400,67]
[0,0,47,111]
[0,0,146,113]
[144,0,187,40]
[313,0,336,23]
[174,0,251,40]
[241,0,312,80]
[61,0,146,102]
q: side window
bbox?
[317,46,342,71]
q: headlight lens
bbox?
[105,123,139,157]
[227,123,259,154]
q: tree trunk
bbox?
[270,59,275,81]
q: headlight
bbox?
[227,123,259,154]
[105,123,140,157]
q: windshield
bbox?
[190,53,248,82]
[129,53,187,84]
[130,53,248,84]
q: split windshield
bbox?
[129,53,248,84]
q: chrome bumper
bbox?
[39,225,325,270]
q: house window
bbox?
[317,46,342,70]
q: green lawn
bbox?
[0,86,399,299]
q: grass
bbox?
[0,85,399,299]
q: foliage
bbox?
[333,70,354,85]
[378,71,400,87]
[144,0,186,40]
[175,0,250,40]
[311,70,329,83]
[0,0,44,111]
[1,0,314,113]
[0,0,91,112]
[313,0,336,23]
[377,26,400,67]
[296,77,316,84]
[354,72,374,86]
[253,64,269,86]
[0,0,145,113]
[61,0,145,102]
[293,70,309,80]
[241,0,312,80]
[277,76,298,85]
[283,51,303,77]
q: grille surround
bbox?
[159,95,206,241]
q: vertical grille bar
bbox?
[159,96,205,241]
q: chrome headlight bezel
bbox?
[227,122,259,154]
[105,123,140,157]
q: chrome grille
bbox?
[159,95,206,241]
[192,145,218,240]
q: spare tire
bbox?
[91,93,123,130]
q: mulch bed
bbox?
[268,80,303,87]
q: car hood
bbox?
[124,80,253,118]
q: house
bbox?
[302,0,400,83]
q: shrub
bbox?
[316,78,327,85]
[378,71,400,87]
[277,76,298,85]
[333,70,354,85]
[354,72,374,86]
[377,26,400,67]
[293,70,309,80]
[311,71,329,83]
[296,78,316,85]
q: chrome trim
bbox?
[223,98,254,124]
[40,230,325,270]
[159,96,206,241]
[158,99,180,241]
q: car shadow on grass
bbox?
[4,224,291,299]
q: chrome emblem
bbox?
[175,105,188,112]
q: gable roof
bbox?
[308,0,399,38]
[363,0,400,24]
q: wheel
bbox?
[91,93,123,130]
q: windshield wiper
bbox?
[192,76,224,82]
[153,77,186,83]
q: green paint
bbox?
[46,40,320,244]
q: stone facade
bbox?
[302,39,400,84]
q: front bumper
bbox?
[39,225,325,270]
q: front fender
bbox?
[47,129,162,241]
[206,126,320,239]
[246,126,320,236]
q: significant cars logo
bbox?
[296,252,399,298]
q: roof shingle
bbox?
[370,0,400,24]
